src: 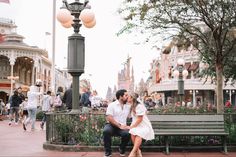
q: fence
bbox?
[45,112,236,149]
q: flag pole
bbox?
[51,0,56,93]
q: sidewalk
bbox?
[0,120,236,157]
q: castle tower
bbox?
[117,55,134,93]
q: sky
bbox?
[0,0,161,98]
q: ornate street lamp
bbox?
[174,58,189,106]
[57,0,95,113]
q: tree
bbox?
[118,0,236,113]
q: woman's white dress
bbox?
[129,104,155,141]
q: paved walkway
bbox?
[0,120,236,157]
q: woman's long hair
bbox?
[130,92,140,115]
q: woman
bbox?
[23,85,42,131]
[127,93,154,157]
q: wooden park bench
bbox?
[147,114,229,154]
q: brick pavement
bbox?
[0,120,236,157]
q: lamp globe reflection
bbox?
[57,0,96,113]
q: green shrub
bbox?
[36,111,44,120]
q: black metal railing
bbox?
[45,112,236,148]
[46,111,105,146]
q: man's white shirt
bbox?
[106,100,131,126]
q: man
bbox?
[9,90,21,125]
[80,86,91,113]
[103,89,130,157]
[17,87,25,103]
[62,84,72,110]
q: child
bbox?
[20,97,28,123]
[127,93,154,157]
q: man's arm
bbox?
[106,115,121,128]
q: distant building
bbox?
[117,56,135,93]
[55,68,72,92]
[147,40,236,107]
[0,18,52,103]
[0,18,72,103]
[106,86,113,101]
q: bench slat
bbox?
[153,126,225,129]
[148,115,224,121]
[154,132,229,136]
[154,128,226,132]
[152,121,224,125]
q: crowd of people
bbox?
[0,84,106,131]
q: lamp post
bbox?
[7,75,19,96]
[57,0,95,113]
[174,58,189,106]
[226,90,235,106]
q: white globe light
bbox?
[57,8,72,24]
[62,19,74,28]
[182,69,189,77]
[173,70,179,77]
[83,19,96,28]
[177,58,185,66]
[79,9,95,23]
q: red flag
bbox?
[0,34,5,43]
[0,0,10,4]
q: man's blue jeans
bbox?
[103,123,130,154]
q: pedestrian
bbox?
[126,92,154,157]
[90,90,102,110]
[56,86,64,98]
[80,86,91,113]
[56,86,64,110]
[23,85,42,131]
[62,84,72,110]
[19,97,28,123]
[103,89,130,157]
[9,90,21,125]
[17,87,25,102]
[40,91,52,129]
[80,86,91,112]
[225,100,231,108]
[0,99,5,115]
[53,92,63,112]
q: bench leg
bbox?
[222,136,228,154]
[165,136,170,155]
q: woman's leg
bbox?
[24,109,32,125]
[31,108,37,130]
[128,135,142,157]
[131,134,135,144]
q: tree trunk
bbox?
[216,64,224,114]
